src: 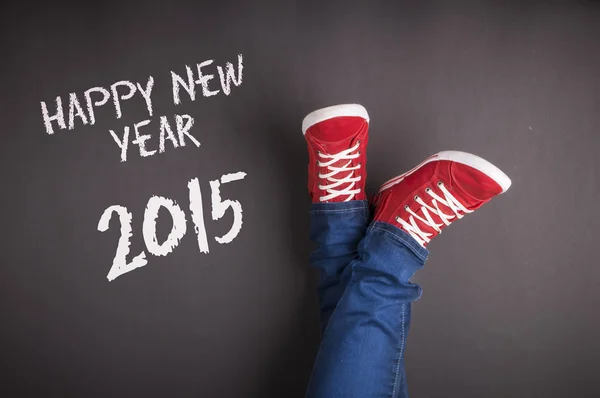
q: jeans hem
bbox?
[368,221,429,263]
[310,200,370,214]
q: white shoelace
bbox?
[395,182,473,246]
[317,142,362,202]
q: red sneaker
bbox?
[372,151,511,247]
[303,104,369,203]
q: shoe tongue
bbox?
[411,200,449,236]
[319,154,358,199]
[449,163,502,204]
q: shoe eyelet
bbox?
[414,195,419,200]
[437,181,444,187]
[404,205,409,210]
[425,187,431,193]
[357,140,361,144]
[395,216,401,222]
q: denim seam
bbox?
[306,250,364,397]
[305,317,332,396]
[369,225,428,262]
[391,303,406,398]
[343,228,372,301]
[310,207,369,214]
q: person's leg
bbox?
[302,104,370,333]
[306,151,512,398]
[306,221,427,398]
[309,200,370,333]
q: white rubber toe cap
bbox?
[302,104,369,135]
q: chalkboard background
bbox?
[2,1,600,397]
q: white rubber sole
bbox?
[379,150,512,193]
[302,104,369,135]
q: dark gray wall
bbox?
[1,1,599,397]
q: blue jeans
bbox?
[306,201,429,398]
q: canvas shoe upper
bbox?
[372,151,511,247]
[303,104,369,203]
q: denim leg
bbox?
[306,221,429,398]
[309,200,370,334]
